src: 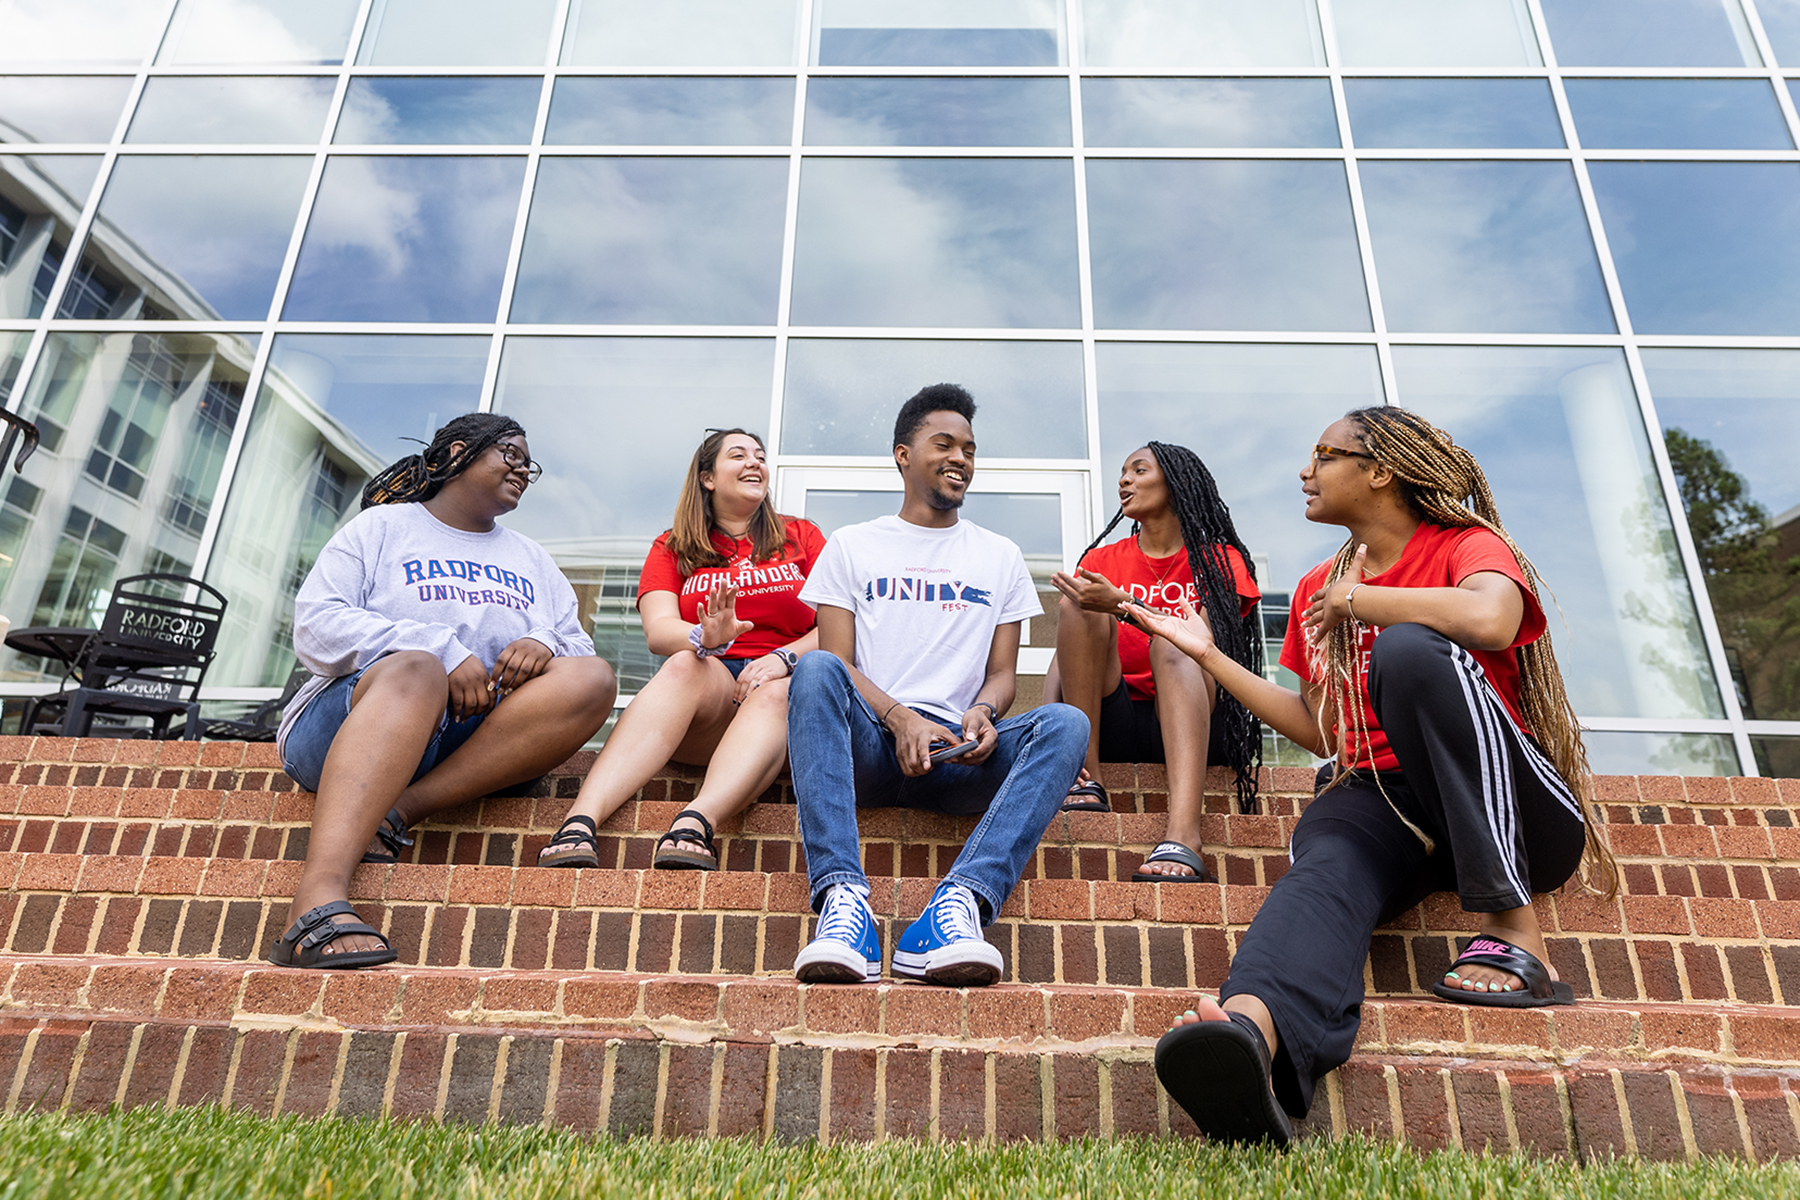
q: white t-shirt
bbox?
[799,515,1042,723]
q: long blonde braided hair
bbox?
[1314,406,1616,896]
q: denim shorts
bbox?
[281,665,485,792]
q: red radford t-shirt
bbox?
[1278,522,1546,772]
[637,519,828,659]
[1079,536,1261,701]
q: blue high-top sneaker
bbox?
[793,882,882,983]
[891,882,1002,987]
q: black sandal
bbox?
[1131,840,1215,883]
[537,814,600,869]
[1430,934,1575,1008]
[653,809,718,871]
[359,808,414,865]
[267,899,396,970]
[1155,1010,1293,1148]
[1061,780,1111,813]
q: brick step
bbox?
[4,955,1796,1071]
[1,956,1795,1158]
[9,735,1799,818]
[3,854,1798,1007]
[9,794,1800,901]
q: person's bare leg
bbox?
[1138,635,1216,878]
[1054,594,1123,779]
[542,653,739,851]
[392,655,617,828]
[1444,905,1553,994]
[285,651,449,955]
[661,675,795,865]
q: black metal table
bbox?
[5,626,97,671]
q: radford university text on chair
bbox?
[18,576,226,741]
[0,739,1797,1159]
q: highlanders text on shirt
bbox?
[403,558,537,604]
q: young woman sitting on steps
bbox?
[538,428,824,872]
[1045,442,1263,881]
[1132,407,1614,1147]
[271,413,616,970]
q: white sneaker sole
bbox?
[891,940,1002,987]
[794,939,880,984]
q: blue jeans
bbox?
[787,651,1089,924]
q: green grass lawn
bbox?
[0,1107,1795,1199]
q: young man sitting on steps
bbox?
[788,383,1089,987]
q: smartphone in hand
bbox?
[928,739,980,764]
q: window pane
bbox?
[490,336,776,691]
[1331,0,1542,66]
[1087,159,1370,331]
[1081,78,1337,148]
[1641,347,1800,721]
[782,339,1085,457]
[1345,79,1562,148]
[0,0,172,67]
[1588,162,1800,336]
[205,334,488,687]
[127,77,335,144]
[805,78,1069,146]
[790,157,1079,328]
[1752,735,1800,778]
[335,77,543,145]
[0,330,27,402]
[561,0,800,67]
[546,78,794,146]
[71,155,312,321]
[1565,79,1792,150]
[1761,0,1800,65]
[511,157,787,325]
[1584,731,1739,775]
[1080,0,1324,69]
[1359,161,1614,334]
[0,330,257,680]
[160,0,360,65]
[1393,345,1722,720]
[357,0,558,66]
[0,154,100,318]
[284,155,525,322]
[0,76,133,143]
[816,0,1064,67]
[1096,342,1383,597]
[1540,0,1760,66]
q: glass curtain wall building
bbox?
[2,0,1799,775]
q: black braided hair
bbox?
[360,412,527,509]
[1083,442,1265,812]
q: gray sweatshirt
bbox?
[276,502,596,754]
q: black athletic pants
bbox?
[1220,623,1587,1118]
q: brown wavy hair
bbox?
[1311,406,1617,897]
[665,428,790,575]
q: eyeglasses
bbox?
[1312,443,1373,468]
[494,442,543,484]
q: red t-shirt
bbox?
[1079,536,1261,701]
[637,519,827,659]
[1278,523,1546,772]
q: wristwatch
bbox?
[771,648,799,675]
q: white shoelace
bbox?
[818,884,870,942]
[935,885,983,942]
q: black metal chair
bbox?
[25,574,228,740]
[0,407,39,474]
[195,665,308,742]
